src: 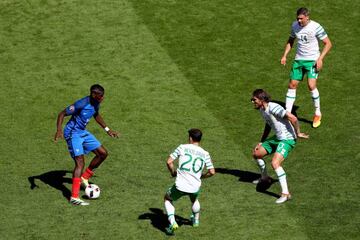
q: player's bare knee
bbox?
[288,81,298,89]
[98,149,108,160]
[101,150,108,160]
[271,160,280,169]
[252,149,257,159]
[252,149,262,159]
[164,194,172,202]
[308,84,316,91]
[74,157,85,168]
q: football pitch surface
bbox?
[0,0,359,239]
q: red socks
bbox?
[81,168,94,180]
[72,168,94,198]
[71,178,81,198]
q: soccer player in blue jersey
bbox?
[54,84,119,206]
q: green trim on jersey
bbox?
[290,60,318,80]
[261,135,296,159]
[166,185,200,202]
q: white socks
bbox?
[311,88,321,116]
[165,199,201,224]
[256,159,268,178]
[275,167,289,195]
[286,89,296,112]
[164,200,176,225]
[287,88,321,116]
[192,200,200,221]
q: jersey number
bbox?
[180,153,205,173]
[300,34,308,43]
[278,143,287,156]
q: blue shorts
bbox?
[65,131,101,158]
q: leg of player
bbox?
[285,80,299,113]
[252,144,270,184]
[70,155,89,206]
[190,198,200,227]
[308,78,322,128]
[164,196,178,235]
[271,153,291,204]
[81,146,108,188]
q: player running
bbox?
[281,7,332,128]
[164,129,215,235]
[251,89,308,204]
[54,84,119,206]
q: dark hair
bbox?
[90,84,105,95]
[252,89,271,103]
[297,7,309,16]
[188,128,202,142]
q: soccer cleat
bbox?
[312,115,322,128]
[70,197,90,206]
[252,179,260,184]
[165,222,179,235]
[81,177,89,188]
[190,214,199,227]
[275,193,292,204]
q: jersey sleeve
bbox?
[315,23,328,40]
[170,145,183,160]
[290,22,296,38]
[290,28,295,38]
[270,103,286,118]
[204,153,214,169]
[65,97,87,115]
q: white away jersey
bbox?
[290,20,328,60]
[170,144,214,193]
[260,102,296,140]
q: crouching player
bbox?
[251,89,308,204]
[164,128,215,235]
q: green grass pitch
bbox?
[0,0,359,239]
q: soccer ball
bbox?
[85,184,101,199]
[256,178,272,192]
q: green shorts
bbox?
[290,60,318,80]
[166,185,200,202]
[261,135,296,159]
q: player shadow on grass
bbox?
[272,101,312,126]
[138,208,191,234]
[215,168,280,198]
[28,170,72,200]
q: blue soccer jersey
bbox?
[63,96,100,138]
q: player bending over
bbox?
[164,129,215,235]
[251,89,308,204]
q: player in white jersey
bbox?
[164,128,215,235]
[281,7,332,128]
[251,89,308,203]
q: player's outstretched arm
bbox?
[54,109,66,142]
[94,114,119,138]
[281,37,295,65]
[316,37,332,71]
[166,156,177,177]
[285,112,309,139]
[260,124,271,143]
[201,168,215,179]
